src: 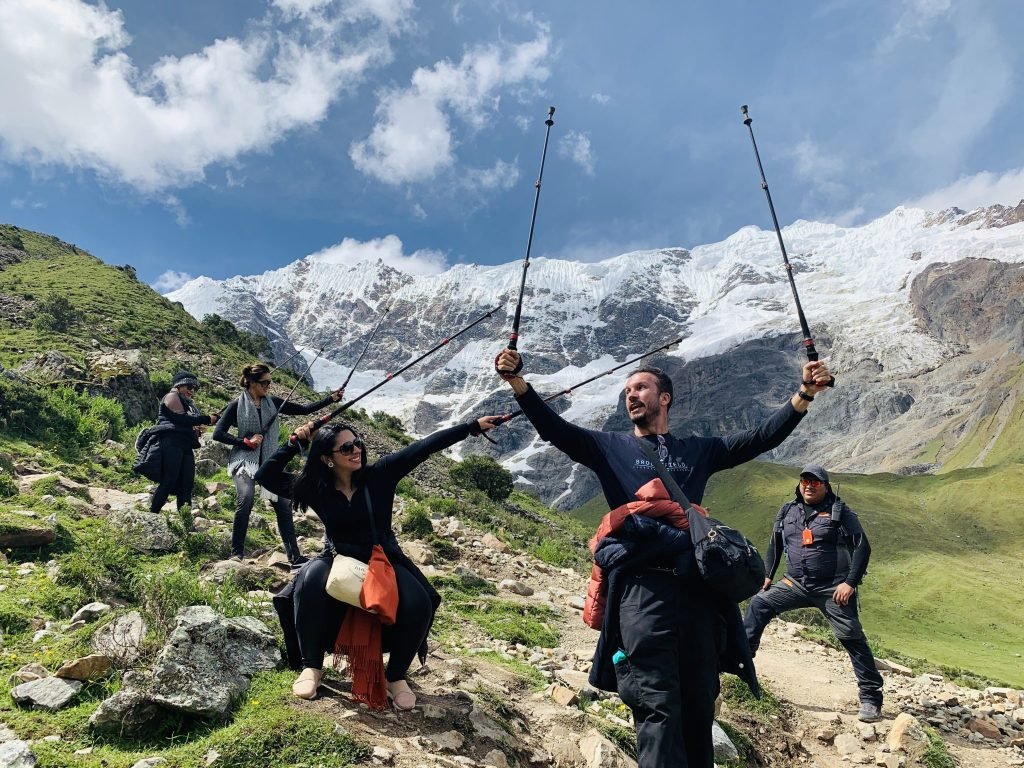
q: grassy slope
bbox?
[633,460,1024,686]
[0,225,277,385]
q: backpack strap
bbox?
[634,437,693,509]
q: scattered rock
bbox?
[0,740,36,767]
[92,612,146,667]
[886,713,926,752]
[481,533,510,553]
[11,664,49,684]
[0,521,55,548]
[711,721,738,763]
[55,654,111,682]
[578,729,632,767]
[70,602,112,625]
[129,758,167,768]
[107,510,176,553]
[454,566,489,589]
[10,677,83,711]
[834,732,862,756]
[550,684,579,707]
[426,731,465,752]
[499,579,534,596]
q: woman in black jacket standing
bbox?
[256,414,500,707]
[213,363,343,566]
[149,370,220,514]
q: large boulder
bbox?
[0,740,37,768]
[90,606,280,733]
[86,350,156,426]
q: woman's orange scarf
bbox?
[333,544,399,710]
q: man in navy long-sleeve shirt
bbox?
[496,349,832,768]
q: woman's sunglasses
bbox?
[330,438,365,455]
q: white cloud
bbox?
[0,0,412,191]
[513,115,531,132]
[349,26,551,185]
[309,234,447,275]
[558,130,595,176]
[790,137,846,202]
[591,92,610,105]
[906,19,1012,170]
[906,167,1024,212]
[163,195,190,227]
[153,269,195,292]
[463,159,519,191]
[881,0,952,49]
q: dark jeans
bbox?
[744,577,883,706]
[231,473,301,561]
[150,440,194,514]
[614,570,723,768]
[292,556,433,681]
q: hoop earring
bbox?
[327,461,334,468]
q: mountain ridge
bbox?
[168,202,1024,507]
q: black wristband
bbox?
[468,420,483,436]
[797,391,815,402]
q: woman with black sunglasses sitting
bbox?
[255,414,501,707]
[213,363,344,566]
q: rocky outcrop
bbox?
[91,606,279,733]
[85,349,157,425]
[911,259,1024,354]
[15,351,85,383]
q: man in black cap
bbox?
[743,464,883,722]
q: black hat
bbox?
[172,370,200,390]
[800,464,830,484]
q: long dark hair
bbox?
[290,422,367,514]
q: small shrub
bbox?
[0,470,17,499]
[200,313,271,358]
[425,496,459,516]
[32,294,81,332]
[427,533,460,561]
[57,524,139,600]
[721,674,783,718]
[370,411,405,433]
[395,477,422,499]
[401,503,434,538]
[451,455,514,501]
[136,568,249,639]
[921,727,956,768]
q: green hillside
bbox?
[573,459,1024,687]
[0,224,272,384]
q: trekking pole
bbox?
[260,344,327,437]
[269,346,308,374]
[293,305,503,442]
[741,105,834,386]
[495,106,556,379]
[339,301,392,392]
[493,336,685,425]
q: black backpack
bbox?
[637,439,765,603]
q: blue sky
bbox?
[2,0,1023,291]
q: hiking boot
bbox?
[229,554,243,563]
[857,702,882,722]
[387,679,417,711]
[289,555,310,570]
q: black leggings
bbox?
[230,473,300,560]
[150,440,195,514]
[292,557,433,681]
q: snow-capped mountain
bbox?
[168,202,1024,508]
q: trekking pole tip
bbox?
[546,106,555,125]
[741,104,752,125]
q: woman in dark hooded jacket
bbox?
[148,370,220,514]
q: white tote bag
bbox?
[325,555,368,606]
